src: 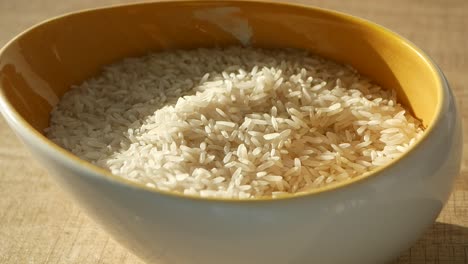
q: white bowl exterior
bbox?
[2,63,462,264]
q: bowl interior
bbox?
[0,1,440,174]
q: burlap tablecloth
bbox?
[0,1,467,263]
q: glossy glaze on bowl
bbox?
[0,1,462,264]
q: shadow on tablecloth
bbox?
[396,222,468,264]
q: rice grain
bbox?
[46,47,424,199]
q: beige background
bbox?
[0,0,467,263]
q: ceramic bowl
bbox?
[0,1,462,263]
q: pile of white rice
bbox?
[46,47,424,199]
